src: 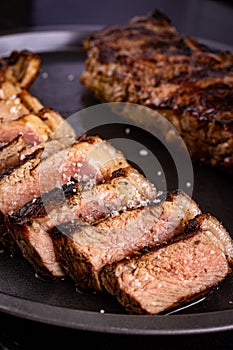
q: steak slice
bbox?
[36,108,71,136]
[0,148,43,251]
[0,94,30,122]
[80,9,233,173]
[0,90,43,123]
[50,190,200,291]
[1,50,41,89]
[0,113,53,146]
[0,91,69,136]
[7,166,157,278]
[0,136,75,251]
[101,213,233,315]
[0,135,27,174]
[0,135,129,250]
[0,81,21,99]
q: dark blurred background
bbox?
[0,0,233,45]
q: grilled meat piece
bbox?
[0,94,30,122]
[0,136,76,251]
[36,108,76,141]
[80,9,233,173]
[0,90,43,123]
[0,135,129,250]
[0,148,44,251]
[0,50,41,90]
[101,213,233,315]
[0,91,69,132]
[185,213,233,266]
[0,134,76,175]
[0,113,53,146]
[7,166,157,278]
[0,135,27,174]
[0,81,21,99]
[50,190,200,291]
[0,92,72,144]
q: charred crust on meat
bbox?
[6,49,40,66]
[51,220,88,238]
[76,134,98,144]
[98,46,118,64]
[184,214,203,235]
[9,186,71,225]
[63,181,85,199]
[0,148,43,180]
[157,189,182,202]
[49,226,63,240]
[81,10,233,172]
[150,9,171,24]
[111,168,126,179]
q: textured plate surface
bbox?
[0,28,233,335]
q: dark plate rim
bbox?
[0,26,232,335]
[1,292,233,335]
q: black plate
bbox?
[0,28,233,335]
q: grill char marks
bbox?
[100,213,233,315]
[49,190,200,291]
[80,9,233,172]
[6,166,157,278]
[0,135,27,174]
[0,113,53,146]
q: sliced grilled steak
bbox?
[101,213,233,315]
[7,166,157,278]
[0,135,27,174]
[81,9,233,173]
[0,135,129,249]
[0,135,128,214]
[50,190,200,291]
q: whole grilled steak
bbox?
[7,166,157,278]
[101,213,233,315]
[80,9,233,173]
[50,190,200,291]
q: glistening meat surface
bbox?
[101,213,233,315]
[50,190,200,291]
